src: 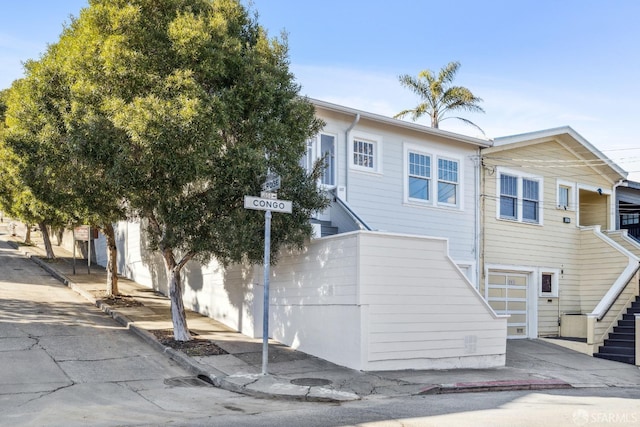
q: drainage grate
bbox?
[290,378,332,386]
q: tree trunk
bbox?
[23,224,32,244]
[39,222,55,259]
[162,249,191,341]
[56,228,64,246]
[102,223,119,297]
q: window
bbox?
[556,180,575,210]
[522,179,539,222]
[438,158,458,205]
[497,169,543,224]
[500,174,518,219]
[622,213,640,226]
[404,144,462,209]
[353,139,375,169]
[539,270,559,297]
[351,132,382,174]
[408,152,431,201]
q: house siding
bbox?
[482,139,622,337]
[314,106,481,266]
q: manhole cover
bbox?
[290,378,332,386]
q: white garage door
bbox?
[487,272,528,338]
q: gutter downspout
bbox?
[344,113,360,202]
[474,148,481,289]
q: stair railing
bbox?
[332,192,372,231]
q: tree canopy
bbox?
[3,0,328,340]
[395,61,485,134]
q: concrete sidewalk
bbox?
[3,223,640,402]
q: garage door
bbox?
[487,272,528,338]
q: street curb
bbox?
[417,379,573,395]
[12,243,358,402]
[10,241,574,402]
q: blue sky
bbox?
[2,1,640,178]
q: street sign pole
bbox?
[262,210,272,375]
[243,178,292,376]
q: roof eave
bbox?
[308,97,493,148]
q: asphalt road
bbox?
[0,234,312,427]
[2,224,640,427]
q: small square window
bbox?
[539,270,559,297]
[353,139,375,169]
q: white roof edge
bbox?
[494,126,627,179]
[308,97,493,148]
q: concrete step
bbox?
[597,345,634,356]
[609,331,635,340]
[603,338,635,348]
[594,352,635,364]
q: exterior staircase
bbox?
[594,295,639,364]
[311,219,338,237]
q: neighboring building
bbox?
[616,180,640,239]
[480,127,639,363]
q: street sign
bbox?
[244,196,292,213]
[260,191,277,199]
[243,191,293,375]
[261,175,281,192]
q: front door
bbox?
[302,133,336,221]
[487,272,529,339]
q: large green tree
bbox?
[1,89,67,253]
[3,47,126,288]
[56,0,327,340]
[395,61,485,133]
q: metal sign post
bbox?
[73,225,92,275]
[261,210,272,375]
[244,178,292,375]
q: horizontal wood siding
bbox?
[315,108,479,263]
[538,297,559,336]
[578,228,629,313]
[483,140,620,327]
[357,233,506,366]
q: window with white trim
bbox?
[497,169,543,224]
[438,158,458,205]
[350,132,382,173]
[556,180,575,210]
[404,144,462,209]
[353,139,375,169]
[500,174,518,219]
[539,270,559,297]
[522,179,539,222]
[408,152,431,201]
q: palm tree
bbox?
[394,61,485,134]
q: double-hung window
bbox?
[408,152,431,201]
[404,144,461,208]
[522,179,539,222]
[498,169,543,224]
[500,174,518,219]
[438,158,458,205]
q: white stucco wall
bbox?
[86,221,506,371]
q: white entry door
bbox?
[302,133,336,221]
[487,272,529,338]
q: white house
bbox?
[86,99,508,371]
